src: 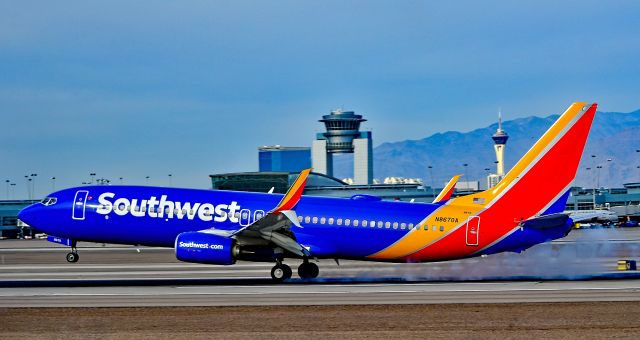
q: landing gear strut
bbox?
[298,259,319,280]
[270,260,292,282]
[66,241,79,263]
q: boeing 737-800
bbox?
[18,102,597,282]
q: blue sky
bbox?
[1,1,639,198]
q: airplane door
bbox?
[239,209,251,227]
[72,190,89,220]
[465,216,480,246]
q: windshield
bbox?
[41,197,58,206]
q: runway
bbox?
[1,228,639,307]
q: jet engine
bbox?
[175,232,238,265]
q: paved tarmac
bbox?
[1,228,639,307]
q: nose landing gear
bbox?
[66,251,79,263]
[66,241,79,263]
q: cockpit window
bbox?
[41,197,58,206]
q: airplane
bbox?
[18,102,597,282]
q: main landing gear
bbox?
[269,259,320,282]
[270,261,292,282]
[298,259,319,280]
[66,242,79,263]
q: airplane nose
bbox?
[18,205,37,227]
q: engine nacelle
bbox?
[175,232,238,265]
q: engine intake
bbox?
[175,232,238,265]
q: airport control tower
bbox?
[312,109,373,185]
[488,110,509,188]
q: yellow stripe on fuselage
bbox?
[368,102,587,260]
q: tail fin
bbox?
[457,102,597,216]
[369,102,597,260]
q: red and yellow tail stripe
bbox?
[369,102,597,261]
[273,168,312,213]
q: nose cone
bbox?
[18,204,40,228]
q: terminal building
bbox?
[210,171,436,201]
[258,146,311,172]
[0,200,37,238]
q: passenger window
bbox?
[305,216,311,223]
[432,226,437,231]
[362,220,368,227]
[385,222,391,229]
[400,223,406,229]
[312,217,318,224]
[298,216,303,222]
[337,219,343,226]
[354,220,359,227]
[328,218,334,225]
[320,217,326,224]
[424,225,429,231]
[409,223,414,229]
[440,226,445,232]
[393,222,398,229]
[377,221,383,228]
[371,220,376,228]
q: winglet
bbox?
[433,174,461,203]
[272,168,312,213]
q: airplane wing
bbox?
[208,168,312,257]
[432,174,461,203]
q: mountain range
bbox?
[334,107,640,189]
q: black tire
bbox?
[282,264,292,280]
[66,252,79,263]
[307,262,319,278]
[298,262,319,279]
[271,264,290,282]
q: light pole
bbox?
[24,175,29,200]
[636,150,640,180]
[427,165,434,198]
[51,177,56,191]
[5,180,9,199]
[168,174,173,187]
[89,173,96,185]
[10,183,16,199]
[145,176,150,185]
[463,163,469,190]
[30,173,37,199]
[585,167,595,209]
[119,177,124,185]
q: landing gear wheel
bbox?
[271,264,292,282]
[66,252,79,263]
[298,262,319,279]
